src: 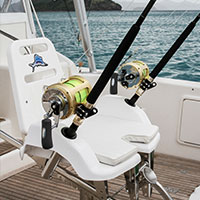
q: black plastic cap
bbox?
[125,98,136,107]
[61,123,78,139]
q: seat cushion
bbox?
[95,95,159,144]
[79,114,157,166]
[121,124,158,144]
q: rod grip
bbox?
[41,119,53,149]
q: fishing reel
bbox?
[118,60,157,106]
[41,76,92,149]
[118,60,150,89]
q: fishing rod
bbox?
[60,0,157,139]
[125,13,200,107]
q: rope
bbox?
[29,0,45,37]
[75,0,137,64]
[137,0,200,59]
[86,0,93,18]
[67,0,200,69]
[75,49,90,64]
[69,0,94,67]
[62,0,80,43]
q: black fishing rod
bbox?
[61,0,157,139]
[125,13,200,107]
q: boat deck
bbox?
[0,142,200,200]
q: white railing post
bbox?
[73,0,96,72]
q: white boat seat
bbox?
[189,185,200,200]
[20,94,159,179]
[8,38,158,182]
[21,121,141,181]
[7,37,67,135]
[21,98,159,178]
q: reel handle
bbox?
[41,118,53,149]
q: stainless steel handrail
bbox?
[0,129,23,149]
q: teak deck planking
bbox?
[0,142,200,200]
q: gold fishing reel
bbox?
[41,76,91,149]
[118,60,149,89]
[42,75,91,119]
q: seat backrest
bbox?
[7,37,65,135]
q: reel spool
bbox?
[42,76,91,119]
[118,60,149,89]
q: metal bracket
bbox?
[124,168,139,200]
[139,152,154,197]
[93,181,108,199]
[76,104,98,119]
[41,152,61,179]
[55,166,103,199]
[140,79,157,91]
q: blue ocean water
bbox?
[36,10,200,82]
